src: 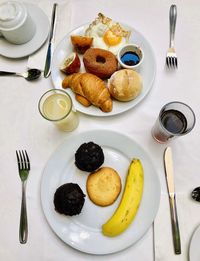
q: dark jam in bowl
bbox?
[121,51,140,66]
[161,109,187,134]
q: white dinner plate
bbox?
[41,129,160,254]
[0,3,49,59]
[51,23,156,117]
[189,225,200,261]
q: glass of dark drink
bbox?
[152,101,196,143]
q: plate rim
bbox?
[40,129,161,255]
[189,224,200,261]
[51,22,156,117]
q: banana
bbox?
[102,159,144,237]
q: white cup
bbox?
[0,1,36,44]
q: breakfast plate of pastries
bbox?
[51,13,156,116]
[41,129,161,254]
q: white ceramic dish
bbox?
[117,43,144,70]
[41,129,161,254]
[51,23,156,117]
[0,3,49,58]
[189,225,200,261]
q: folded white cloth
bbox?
[27,0,72,70]
[154,192,200,261]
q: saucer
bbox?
[0,3,49,59]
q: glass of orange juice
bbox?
[38,89,79,132]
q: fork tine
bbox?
[22,151,27,170]
[18,150,24,170]
[169,57,173,68]
[175,57,178,68]
[172,57,176,68]
[167,57,171,69]
[166,57,169,68]
[24,150,30,170]
[16,151,21,170]
[171,57,174,68]
[166,57,171,68]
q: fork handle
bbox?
[19,182,28,244]
[169,4,177,48]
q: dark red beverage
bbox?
[161,109,187,134]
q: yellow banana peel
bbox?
[102,159,144,237]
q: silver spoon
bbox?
[191,187,200,202]
[0,68,41,81]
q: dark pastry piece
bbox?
[75,142,104,172]
[54,183,85,216]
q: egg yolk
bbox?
[103,30,122,46]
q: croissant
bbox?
[62,73,113,112]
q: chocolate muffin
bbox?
[54,183,85,216]
[75,142,104,172]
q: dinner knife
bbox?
[44,3,58,78]
[164,146,181,254]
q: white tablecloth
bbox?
[0,0,200,260]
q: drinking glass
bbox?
[38,89,79,132]
[151,101,196,143]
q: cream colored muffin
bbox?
[86,167,121,207]
[108,69,142,101]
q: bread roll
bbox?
[108,69,142,101]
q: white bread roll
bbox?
[108,69,142,101]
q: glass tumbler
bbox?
[38,89,79,132]
[151,101,196,143]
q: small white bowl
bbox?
[117,44,144,70]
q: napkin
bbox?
[154,192,200,261]
[27,0,72,70]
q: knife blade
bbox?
[44,3,58,78]
[164,146,181,255]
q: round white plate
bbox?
[0,3,49,59]
[41,129,160,254]
[51,23,156,117]
[189,225,200,261]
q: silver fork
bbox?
[16,150,30,244]
[166,4,178,69]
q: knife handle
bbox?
[169,195,181,254]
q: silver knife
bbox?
[44,3,58,78]
[164,147,181,254]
